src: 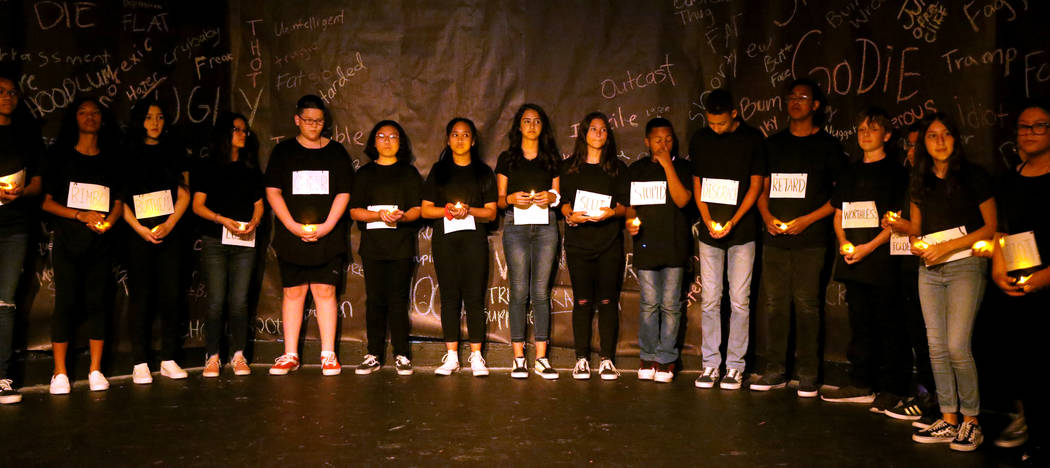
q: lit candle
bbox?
[913,240,930,250]
[842,243,855,254]
[711,221,723,232]
[454,202,463,210]
[1017,275,1032,285]
[303,224,317,233]
[150,226,160,233]
[776,222,789,231]
[886,211,899,222]
[0,182,11,190]
[529,190,536,199]
[972,240,992,253]
[238,222,248,231]
[630,217,641,227]
[95,221,109,230]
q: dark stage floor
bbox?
[1,364,1025,468]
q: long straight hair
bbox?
[909,112,967,203]
[565,112,619,176]
[504,103,559,173]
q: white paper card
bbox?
[292,170,330,195]
[513,205,549,225]
[366,205,398,229]
[132,189,175,220]
[841,201,879,229]
[573,190,612,217]
[0,168,25,207]
[921,226,970,266]
[67,182,110,212]
[443,215,476,233]
[700,178,739,206]
[1002,231,1042,271]
[890,233,913,256]
[630,181,667,206]
[221,223,256,247]
[769,173,808,199]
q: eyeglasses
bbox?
[233,127,252,136]
[786,94,812,102]
[298,116,324,126]
[1018,122,1050,135]
[376,133,399,142]
[0,89,18,98]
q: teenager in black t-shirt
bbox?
[192,112,264,378]
[41,98,124,395]
[350,120,422,376]
[265,95,354,377]
[496,103,562,380]
[423,118,497,377]
[120,99,191,384]
[560,112,627,381]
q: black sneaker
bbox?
[694,367,719,389]
[869,392,902,414]
[394,355,413,376]
[913,415,938,429]
[820,385,875,403]
[354,354,381,375]
[797,377,819,398]
[994,414,1027,448]
[950,420,983,452]
[0,379,21,405]
[534,357,559,380]
[510,357,529,379]
[749,373,787,391]
[886,396,925,421]
[720,368,743,390]
[912,419,958,444]
[572,358,591,380]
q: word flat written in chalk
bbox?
[67,182,110,212]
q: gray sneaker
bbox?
[694,367,719,389]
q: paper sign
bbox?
[921,226,970,266]
[890,233,913,256]
[513,205,549,225]
[700,178,739,206]
[769,173,808,199]
[222,222,256,247]
[443,215,476,233]
[292,170,329,195]
[1002,231,1042,271]
[630,181,667,206]
[366,205,398,230]
[574,189,612,217]
[0,168,25,207]
[67,182,110,212]
[132,189,175,220]
[841,201,879,229]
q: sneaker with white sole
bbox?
[994,414,1027,448]
[534,357,558,380]
[321,354,342,376]
[886,396,927,421]
[510,357,529,379]
[395,355,413,376]
[820,385,875,403]
[720,368,743,390]
[88,370,109,391]
[912,419,958,444]
[598,359,620,381]
[913,415,938,429]
[230,354,251,376]
[435,352,460,376]
[638,360,657,381]
[269,354,301,375]
[572,358,591,380]
[0,379,22,404]
[749,373,787,391]
[50,373,71,395]
[354,354,381,375]
[202,356,221,378]
[468,352,489,377]
[694,367,719,389]
[654,362,675,383]
[950,420,984,452]
[160,360,188,380]
[133,362,153,384]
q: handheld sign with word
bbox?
[222,222,256,247]
[366,205,398,229]
[573,190,612,217]
[67,182,110,212]
[921,226,970,266]
[292,170,329,195]
[443,215,476,233]
[890,233,912,256]
[769,173,807,199]
[700,178,739,206]
[630,181,667,206]
[513,205,548,225]
[0,168,26,207]
[841,201,879,229]
[1001,231,1042,272]
[132,189,175,219]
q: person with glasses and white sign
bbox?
[120,99,191,385]
[265,95,354,377]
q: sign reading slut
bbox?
[573,189,611,217]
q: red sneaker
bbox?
[269,354,300,375]
[321,354,342,376]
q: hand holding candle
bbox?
[971,239,993,257]
[627,217,641,236]
[840,242,855,256]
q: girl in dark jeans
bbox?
[193,112,264,378]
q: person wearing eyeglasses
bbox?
[192,112,264,378]
[0,73,43,404]
[265,95,354,377]
[120,99,191,384]
[349,120,422,376]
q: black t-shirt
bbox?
[763,129,846,248]
[0,124,44,235]
[122,143,187,231]
[831,157,907,285]
[690,123,766,248]
[997,165,1050,274]
[192,158,265,239]
[42,147,123,252]
[560,159,628,258]
[421,159,497,243]
[351,160,423,260]
[626,157,693,270]
[913,162,993,236]
[494,150,557,195]
[264,139,354,265]
[898,161,921,273]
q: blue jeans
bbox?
[698,240,754,371]
[0,232,28,378]
[200,236,257,356]
[502,209,559,342]
[638,267,684,364]
[918,256,986,417]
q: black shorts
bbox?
[278,256,344,287]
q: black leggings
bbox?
[433,235,488,344]
[566,246,623,359]
[51,242,111,343]
[126,236,182,363]
[362,257,413,358]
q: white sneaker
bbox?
[132,363,153,384]
[160,360,188,379]
[468,352,489,377]
[638,363,657,381]
[88,371,109,391]
[598,359,620,381]
[572,358,591,380]
[50,373,71,395]
[435,352,460,376]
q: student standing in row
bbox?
[121,99,190,384]
[423,118,496,377]
[752,79,844,397]
[496,104,561,380]
[266,95,353,376]
[42,98,124,394]
[689,90,764,391]
[350,120,422,376]
[560,112,627,381]
[192,112,264,377]
[626,118,692,384]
